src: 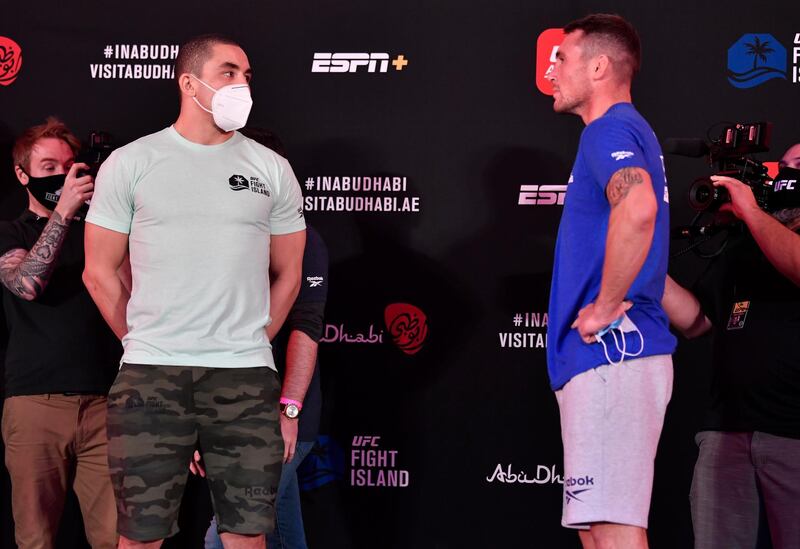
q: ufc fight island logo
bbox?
[312,53,409,73]
[228,174,269,196]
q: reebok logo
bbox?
[565,475,594,487]
[244,486,276,498]
[611,151,634,161]
[564,475,594,504]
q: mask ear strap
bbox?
[596,317,645,367]
[189,75,216,114]
[190,74,217,93]
[192,96,214,115]
[597,334,622,367]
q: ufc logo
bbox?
[518,185,567,205]
[352,435,381,447]
[312,53,390,73]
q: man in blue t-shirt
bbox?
[545,14,676,549]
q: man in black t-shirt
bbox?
[663,144,800,549]
[0,118,122,548]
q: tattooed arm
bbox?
[0,212,71,300]
[572,166,658,343]
[0,161,95,300]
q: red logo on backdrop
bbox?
[0,36,23,87]
[535,28,564,95]
[384,303,428,355]
[764,161,779,179]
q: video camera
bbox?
[76,130,115,178]
[71,131,115,220]
[664,122,772,213]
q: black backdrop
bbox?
[1,1,798,547]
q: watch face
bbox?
[285,403,300,418]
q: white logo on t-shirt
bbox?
[611,151,635,161]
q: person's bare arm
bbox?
[280,328,318,464]
[0,163,94,300]
[712,175,800,287]
[266,230,305,341]
[0,214,71,301]
[661,275,712,338]
[573,167,658,342]
[83,223,130,339]
[282,324,319,404]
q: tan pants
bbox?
[2,394,117,549]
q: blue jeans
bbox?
[204,440,315,549]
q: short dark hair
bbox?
[564,14,641,80]
[174,33,242,84]
[12,117,80,172]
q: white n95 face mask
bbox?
[594,312,644,367]
[190,75,253,132]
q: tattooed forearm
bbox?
[0,212,71,300]
[606,167,645,207]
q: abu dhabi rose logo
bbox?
[384,303,428,355]
[0,36,23,86]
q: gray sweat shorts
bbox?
[555,354,673,530]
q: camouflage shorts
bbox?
[106,363,283,541]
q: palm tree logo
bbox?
[745,36,775,70]
[228,174,250,191]
[727,33,787,89]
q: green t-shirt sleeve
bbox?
[270,156,306,235]
[86,149,134,234]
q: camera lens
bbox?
[689,177,729,211]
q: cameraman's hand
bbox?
[711,175,761,223]
[53,162,94,220]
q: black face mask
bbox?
[23,172,66,209]
[19,168,89,220]
[769,166,800,212]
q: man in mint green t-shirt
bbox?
[84,33,306,549]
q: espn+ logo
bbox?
[312,53,409,73]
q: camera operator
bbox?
[0,117,122,548]
[662,143,800,549]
